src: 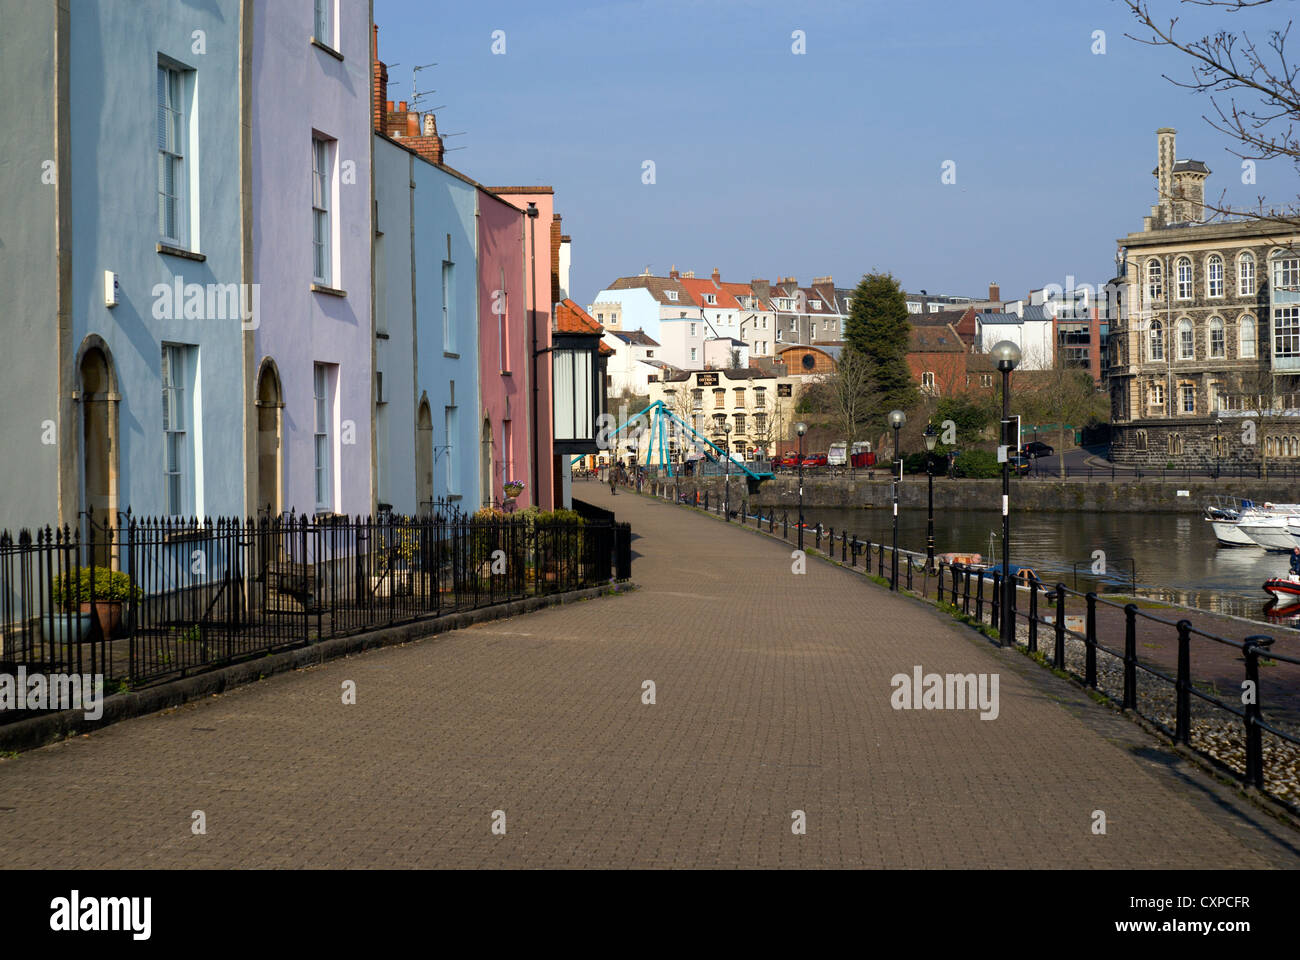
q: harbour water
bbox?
[782,505,1299,628]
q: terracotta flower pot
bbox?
[79,601,121,640]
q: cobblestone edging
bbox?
[0,582,636,754]
[643,487,1300,827]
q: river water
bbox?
[771,504,1298,628]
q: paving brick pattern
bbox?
[0,486,1296,867]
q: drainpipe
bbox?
[526,202,540,505]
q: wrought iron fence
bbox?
[0,508,631,700]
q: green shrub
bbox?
[51,567,141,607]
[953,450,1001,479]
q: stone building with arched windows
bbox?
[1108,128,1300,466]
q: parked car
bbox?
[774,452,800,467]
[1009,454,1033,476]
[801,453,828,467]
[1021,441,1054,459]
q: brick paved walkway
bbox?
[0,485,1296,867]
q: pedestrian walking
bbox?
[609,465,617,495]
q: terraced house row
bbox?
[0,0,606,535]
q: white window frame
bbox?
[1146,259,1162,304]
[1240,314,1257,358]
[312,136,334,285]
[314,0,334,47]
[1238,252,1256,297]
[1274,256,1300,290]
[1208,316,1225,358]
[1275,306,1300,359]
[157,63,189,247]
[1150,382,1165,407]
[1176,257,1192,300]
[1148,319,1164,361]
[442,260,455,353]
[1177,318,1194,360]
[313,363,334,512]
[161,344,192,517]
[1207,254,1224,298]
[1181,383,1196,414]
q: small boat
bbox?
[937,551,985,569]
[1238,504,1300,551]
[1263,573,1300,603]
[1203,498,1256,546]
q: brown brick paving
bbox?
[0,485,1297,868]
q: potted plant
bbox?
[502,479,525,511]
[51,566,141,642]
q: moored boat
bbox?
[1263,573,1300,603]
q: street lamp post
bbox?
[924,423,938,571]
[1214,417,1224,480]
[992,340,1023,646]
[723,421,733,521]
[888,409,906,591]
[796,421,807,551]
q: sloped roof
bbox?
[608,275,694,306]
[976,311,1022,325]
[555,299,603,336]
[611,328,660,346]
[909,325,965,353]
[680,277,742,310]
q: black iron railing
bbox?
[0,508,631,699]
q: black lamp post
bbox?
[924,423,938,571]
[722,421,733,521]
[992,340,1022,646]
[888,409,906,591]
[1214,417,1223,480]
[796,421,807,551]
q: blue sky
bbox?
[374,0,1293,305]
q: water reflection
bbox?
[786,506,1298,628]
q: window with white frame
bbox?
[1208,316,1225,358]
[666,290,678,301]
[1240,314,1257,358]
[313,0,333,47]
[1176,257,1192,299]
[1149,382,1165,407]
[1148,319,1164,361]
[157,63,189,246]
[1177,318,1194,359]
[161,344,194,517]
[1239,252,1256,297]
[1275,306,1300,359]
[704,293,716,305]
[921,371,936,392]
[1207,255,1224,297]
[690,347,697,361]
[907,302,922,314]
[313,364,335,511]
[442,260,455,353]
[1146,259,1162,303]
[312,136,333,285]
[689,323,696,336]
[1181,383,1195,414]
[1274,256,1300,290]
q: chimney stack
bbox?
[669,265,679,280]
[988,282,1000,303]
[372,25,388,133]
[1156,127,1176,225]
[711,267,720,283]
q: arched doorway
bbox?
[255,360,283,517]
[78,342,118,566]
[416,398,433,515]
[481,418,494,509]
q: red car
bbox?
[801,453,828,467]
[773,452,800,467]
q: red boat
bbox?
[1262,574,1300,603]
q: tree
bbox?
[844,272,918,441]
[1122,0,1300,224]
[1227,367,1300,478]
[1017,359,1109,476]
[750,395,787,457]
[729,347,743,369]
[828,348,872,453]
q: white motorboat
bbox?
[1238,503,1300,551]
[1203,498,1256,546]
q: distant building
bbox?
[1109,127,1300,466]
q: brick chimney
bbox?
[372,25,388,133]
[669,265,680,280]
[711,267,720,283]
[988,282,1000,302]
[550,214,562,307]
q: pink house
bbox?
[487,187,557,510]
[476,188,531,509]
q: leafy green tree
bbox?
[845,272,918,438]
